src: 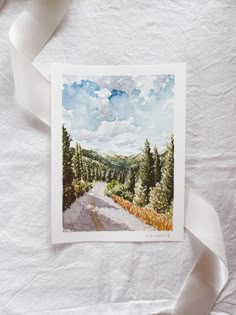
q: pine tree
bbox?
[72,142,83,180]
[139,139,155,204]
[133,179,146,207]
[150,183,168,214]
[161,136,174,205]
[82,164,88,181]
[106,169,112,182]
[95,167,99,181]
[87,164,92,182]
[91,167,95,181]
[62,125,75,210]
[101,169,106,181]
[153,145,161,184]
[99,168,102,181]
[118,171,124,184]
[113,169,118,180]
[122,172,126,184]
[127,167,136,194]
[123,172,127,184]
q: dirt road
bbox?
[63,182,155,232]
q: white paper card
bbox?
[51,64,186,243]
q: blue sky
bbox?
[62,74,174,155]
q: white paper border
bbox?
[51,63,186,243]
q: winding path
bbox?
[63,182,155,232]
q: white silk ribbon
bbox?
[172,189,228,315]
[8,1,228,314]
[9,0,70,125]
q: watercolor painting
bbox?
[51,64,185,243]
[62,74,175,232]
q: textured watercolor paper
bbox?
[51,64,186,243]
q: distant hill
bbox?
[81,149,142,171]
[81,148,167,172]
[81,148,114,168]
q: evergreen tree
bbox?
[106,169,112,182]
[98,168,102,181]
[72,142,83,180]
[91,167,95,181]
[153,145,161,184]
[112,169,118,180]
[118,171,124,183]
[82,164,88,181]
[127,167,136,194]
[161,136,174,205]
[121,172,126,184]
[139,139,155,204]
[133,179,146,207]
[150,183,168,214]
[87,164,92,182]
[95,167,99,181]
[101,169,106,181]
[62,125,75,210]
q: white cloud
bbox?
[90,88,111,119]
[73,118,138,142]
[96,88,110,98]
[136,76,154,98]
[71,118,144,155]
[64,74,174,155]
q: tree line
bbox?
[105,138,174,217]
[63,126,128,210]
[63,125,174,217]
[134,137,174,216]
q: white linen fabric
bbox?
[0,0,236,314]
[9,1,229,313]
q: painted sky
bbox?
[62,74,174,155]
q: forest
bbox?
[63,125,174,230]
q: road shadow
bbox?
[85,193,120,210]
[63,192,134,232]
[95,210,134,231]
